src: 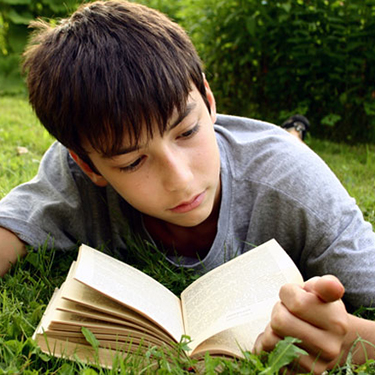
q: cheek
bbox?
[199,135,220,171]
[114,173,161,209]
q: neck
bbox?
[143,201,220,259]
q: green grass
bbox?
[308,138,375,227]
[1,96,375,373]
[0,96,54,198]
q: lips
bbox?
[170,191,206,214]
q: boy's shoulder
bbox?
[38,141,90,185]
[215,114,280,135]
[214,113,301,158]
[214,113,312,170]
[214,114,352,220]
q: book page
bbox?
[34,334,151,369]
[48,309,172,347]
[32,287,62,340]
[45,329,170,348]
[59,267,169,337]
[191,318,268,358]
[56,299,173,343]
[181,239,303,353]
[74,245,184,342]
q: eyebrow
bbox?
[169,102,197,131]
[111,101,197,157]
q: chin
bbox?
[172,211,211,228]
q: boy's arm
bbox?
[0,227,27,277]
[254,275,375,374]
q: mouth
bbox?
[170,191,206,214]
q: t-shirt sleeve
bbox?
[284,146,375,310]
[264,169,375,310]
[245,138,375,310]
[301,192,375,310]
[215,116,375,310]
[0,142,91,250]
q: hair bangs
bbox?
[23,1,207,158]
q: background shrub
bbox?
[1,0,375,142]
[0,0,85,94]
[181,0,375,142]
[0,0,182,94]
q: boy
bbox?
[0,1,375,372]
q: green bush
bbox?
[181,0,375,142]
[135,0,183,22]
[2,0,375,142]
[0,53,26,95]
[0,0,85,95]
[0,0,82,55]
[0,0,182,96]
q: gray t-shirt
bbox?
[0,114,374,309]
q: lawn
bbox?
[0,95,375,373]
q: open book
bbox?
[33,239,303,367]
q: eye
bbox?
[119,156,145,172]
[178,123,200,139]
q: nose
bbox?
[159,147,194,192]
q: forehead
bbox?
[86,86,203,158]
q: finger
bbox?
[279,283,348,331]
[270,301,347,361]
[254,314,337,374]
[289,350,335,375]
[303,275,345,303]
[253,323,282,354]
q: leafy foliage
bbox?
[0,0,79,55]
[181,0,375,142]
[260,337,307,374]
[135,0,183,22]
[2,0,375,141]
[0,0,85,94]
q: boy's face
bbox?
[72,82,221,228]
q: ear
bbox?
[69,150,108,187]
[203,74,217,123]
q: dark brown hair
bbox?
[23,0,209,159]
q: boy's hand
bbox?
[254,275,349,374]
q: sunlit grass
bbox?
[0,96,54,198]
[308,138,375,227]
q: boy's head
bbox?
[23,0,209,160]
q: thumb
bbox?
[303,275,345,303]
